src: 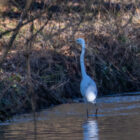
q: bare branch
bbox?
[0,0,33,65]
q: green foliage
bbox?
[8,73,22,82]
[117,34,128,44]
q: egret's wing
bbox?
[80,75,97,98]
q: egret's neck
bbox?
[80,43,87,78]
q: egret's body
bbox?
[76,38,98,117]
[80,75,97,103]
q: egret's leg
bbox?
[86,108,88,118]
[95,103,98,118]
[86,102,89,118]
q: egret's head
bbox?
[76,38,85,46]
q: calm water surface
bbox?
[1,95,140,140]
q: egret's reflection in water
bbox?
[83,119,98,140]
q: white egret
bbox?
[76,38,98,117]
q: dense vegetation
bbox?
[0,0,140,121]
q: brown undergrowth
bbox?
[0,0,140,121]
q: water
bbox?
[1,95,140,140]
